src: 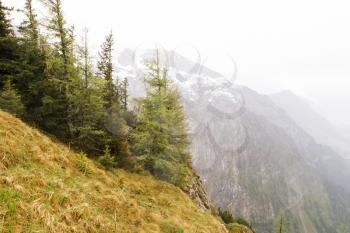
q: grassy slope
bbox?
[0,111,232,233]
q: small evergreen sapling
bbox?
[0,80,25,117]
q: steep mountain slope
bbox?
[186,86,350,233]
[0,111,231,233]
[270,90,350,158]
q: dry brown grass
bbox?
[0,111,230,233]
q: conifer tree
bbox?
[0,80,25,117]
[0,0,20,88]
[41,0,73,80]
[80,29,91,89]
[98,31,117,110]
[0,0,12,37]
[131,50,191,185]
[71,30,109,154]
[39,0,79,138]
[16,0,49,123]
[119,77,128,110]
[97,31,135,168]
[19,0,39,46]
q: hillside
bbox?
[0,110,243,233]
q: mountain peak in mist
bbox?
[269,90,350,158]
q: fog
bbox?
[6,0,350,128]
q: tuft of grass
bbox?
[160,220,184,233]
[75,152,92,175]
[0,111,227,233]
[226,223,254,233]
[0,187,21,215]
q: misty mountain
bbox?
[117,49,350,233]
[185,84,350,233]
[270,90,350,159]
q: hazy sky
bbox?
[6,0,350,126]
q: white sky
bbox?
[5,0,350,126]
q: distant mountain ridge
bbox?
[270,90,350,159]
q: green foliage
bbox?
[0,1,21,92]
[0,0,135,171]
[153,159,177,183]
[98,146,116,170]
[234,218,253,230]
[0,80,25,116]
[131,50,191,185]
[19,0,39,45]
[95,32,135,169]
[123,110,138,128]
[173,164,186,187]
[226,223,254,233]
[218,208,235,224]
[119,77,128,110]
[75,152,92,175]
[0,187,21,232]
[0,0,12,37]
[98,32,117,110]
[0,188,21,215]
[218,208,255,232]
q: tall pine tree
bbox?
[97,31,135,169]
[0,0,12,37]
[0,0,20,88]
[70,29,108,154]
[119,77,128,110]
[131,50,191,185]
[19,0,39,46]
[39,0,79,139]
[0,80,25,117]
[16,0,49,123]
[98,32,117,110]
